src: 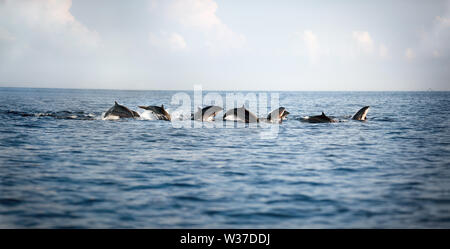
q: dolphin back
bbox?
[202,106,223,121]
[192,106,222,121]
[223,106,258,123]
[267,107,288,122]
[104,102,139,118]
[302,112,336,123]
[138,105,171,121]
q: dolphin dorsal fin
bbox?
[352,106,370,120]
[161,104,164,109]
[321,112,326,116]
[115,101,119,106]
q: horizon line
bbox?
[0,86,446,92]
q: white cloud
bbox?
[405,48,415,60]
[167,0,221,30]
[302,30,320,63]
[352,31,374,54]
[0,0,100,56]
[168,33,187,50]
[291,30,324,64]
[436,16,450,27]
[429,15,450,57]
[379,44,389,58]
[0,27,16,42]
[152,0,245,53]
[204,24,246,52]
[149,0,159,11]
[292,30,387,62]
[432,50,441,57]
[149,32,187,51]
[411,15,450,59]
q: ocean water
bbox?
[0,87,449,228]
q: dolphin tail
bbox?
[352,106,370,121]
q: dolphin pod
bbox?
[103,101,369,123]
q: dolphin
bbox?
[301,106,370,123]
[138,104,171,121]
[352,106,370,121]
[266,107,290,123]
[223,105,259,123]
[301,112,336,123]
[103,101,140,119]
[191,106,223,121]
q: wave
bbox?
[3,110,99,120]
[137,110,158,120]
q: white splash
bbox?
[224,114,244,122]
[102,113,120,120]
[170,109,191,121]
[139,110,159,120]
[34,113,51,117]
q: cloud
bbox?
[352,31,374,54]
[291,30,323,64]
[149,32,187,51]
[0,27,15,42]
[379,44,389,58]
[405,48,415,60]
[167,33,187,50]
[167,0,221,30]
[436,16,450,27]
[151,0,245,53]
[302,30,320,63]
[411,14,450,59]
[429,15,450,57]
[0,0,100,59]
[292,30,388,63]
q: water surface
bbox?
[1,88,449,228]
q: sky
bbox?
[0,0,449,91]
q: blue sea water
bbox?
[0,87,449,228]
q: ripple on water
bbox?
[1,89,450,228]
